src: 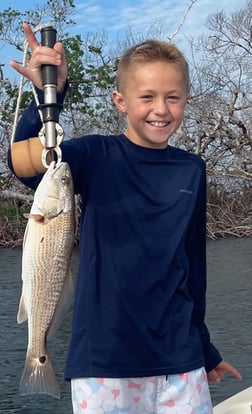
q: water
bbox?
[0,247,76,414]
[0,238,251,413]
[206,237,252,405]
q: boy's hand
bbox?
[207,360,242,383]
[10,23,67,92]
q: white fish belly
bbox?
[22,211,74,356]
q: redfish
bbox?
[17,161,75,399]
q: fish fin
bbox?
[17,293,28,324]
[19,348,60,399]
[22,220,30,249]
[23,213,45,222]
[47,268,74,340]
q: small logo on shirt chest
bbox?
[179,189,193,194]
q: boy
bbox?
[9,23,241,413]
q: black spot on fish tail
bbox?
[39,355,47,364]
[19,350,60,399]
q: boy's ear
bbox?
[112,90,127,113]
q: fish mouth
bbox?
[46,161,60,178]
[48,161,69,180]
[49,161,62,173]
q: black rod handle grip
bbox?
[41,26,57,87]
[40,26,59,149]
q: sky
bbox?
[0,0,248,80]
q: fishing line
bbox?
[11,24,49,144]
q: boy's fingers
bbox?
[22,22,39,51]
[207,370,220,383]
[227,365,243,380]
[9,60,25,75]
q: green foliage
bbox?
[63,35,87,102]
[0,0,122,141]
[0,0,251,243]
[0,202,22,219]
[60,30,120,135]
[45,0,76,37]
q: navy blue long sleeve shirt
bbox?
[8,97,222,379]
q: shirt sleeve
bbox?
[186,161,222,373]
[7,82,69,189]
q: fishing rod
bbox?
[38,25,63,167]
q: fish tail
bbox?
[19,349,60,399]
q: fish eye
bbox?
[61,175,69,185]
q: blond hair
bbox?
[116,39,190,93]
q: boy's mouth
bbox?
[148,121,170,128]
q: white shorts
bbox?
[71,367,213,413]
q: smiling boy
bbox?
[113,41,189,149]
[8,24,241,413]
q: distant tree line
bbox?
[0,0,251,246]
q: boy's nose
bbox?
[154,98,168,115]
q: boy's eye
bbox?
[139,94,181,102]
[167,95,179,101]
[140,95,153,100]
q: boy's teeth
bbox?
[150,121,167,127]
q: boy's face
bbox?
[113,61,188,149]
